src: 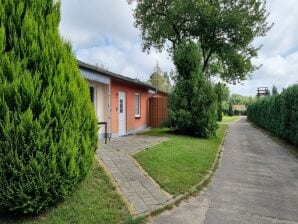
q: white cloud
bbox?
[76,44,173,82]
[257,0,298,56]
[59,0,174,81]
[230,0,298,96]
[59,0,298,96]
[229,52,298,96]
[59,0,138,48]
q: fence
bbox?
[149,96,168,128]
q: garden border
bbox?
[135,122,232,221]
[95,122,231,223]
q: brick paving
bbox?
[96,135,171,215]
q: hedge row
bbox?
[247,84,298,147]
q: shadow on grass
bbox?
[0,211,42,224]
[0,198,69,224]
[141,127,223,140]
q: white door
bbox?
[118,92,126,136]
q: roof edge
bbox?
[77,60,156,90]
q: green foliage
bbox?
[0,0,98,214]
[272,85,279,95]
[217,84,230,115]
[168,41,217,137]
[147,63,172,93]
[228,103,234,116]
[129,0,271,82]
[0,162,130,223]
[247,85,298,147]
[221,84,230,102]
[229,93,256,106]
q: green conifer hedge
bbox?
[0,0,98,214]
[168,41,218,137]
[247,84,298,147]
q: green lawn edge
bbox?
[133,122,228,220]
[133,123,229,196]
[221,116,240,123]
[0,160,133,224]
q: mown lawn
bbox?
[222,116,239,123]
[134,124,228,195]
[0,161,132,224]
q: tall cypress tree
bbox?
[168,41,217,137]
[0,0,98,214]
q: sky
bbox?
[59,0,298,96]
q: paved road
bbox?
[152,117,298,224]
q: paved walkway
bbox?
[96,135,171,215]
[152,117,298,224]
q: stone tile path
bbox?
[96,135,171,215]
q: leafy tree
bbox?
[129,0,272,82]
[229,94,256,106]
[147,63,172,92]
[272,85,279,95]
[221,84,230,102]
[228,102,234,116]
[0,0,98,214]
[168,41,217,137]
[222,100,230,115]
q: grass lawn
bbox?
[0,161,133,224]
[134,124,228,196]
[222,116,239,123]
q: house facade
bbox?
[78,60,157,138]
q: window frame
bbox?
[135,93,141,118]
[89,84,97,110]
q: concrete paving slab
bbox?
[96,135,171,215]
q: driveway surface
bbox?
[152,117,298,224]
[97,135,171,215]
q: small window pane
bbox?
[90,87,95,103]
[120,99,123,113]
[135,94,140,116]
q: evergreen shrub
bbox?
[247,84,298,147]
[0,0,98,214]
[168,41,217,137]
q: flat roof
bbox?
[78,60,156,90]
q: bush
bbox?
[247,84,298,147]
[0,0,98,214]
[228,103,234,116]
[168,41,217,137]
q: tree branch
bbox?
[202,50,213,72]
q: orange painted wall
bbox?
[111,79,150,134]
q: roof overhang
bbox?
[78,60,155,91]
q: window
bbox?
[135,93,140,117]
[90,86,95,104]
[89,86,97,110]
[119,99,124,113]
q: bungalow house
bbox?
[232,104,247,115]
[78,60,160,139]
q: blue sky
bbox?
[59,0,298,96]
